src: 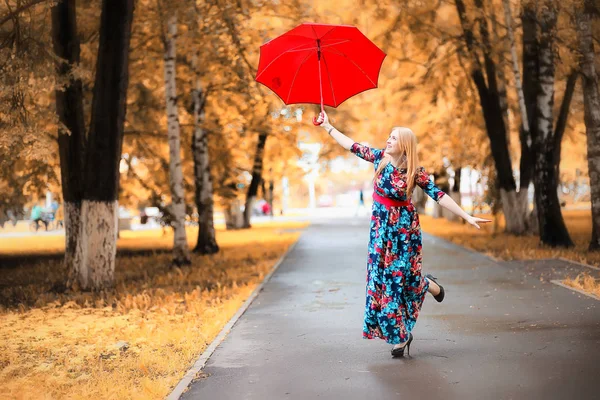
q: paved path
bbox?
[181,217,600,400]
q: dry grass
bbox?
[563,273,600,298]
[419,209,600,267]
[0,222,306,399]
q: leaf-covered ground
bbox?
[0,222,306,399]
[420,209,599,296]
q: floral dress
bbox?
[351,142,446,345]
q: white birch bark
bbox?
[500,188,526,233]
[503,0,531,228]
[82,200,118,289]
[502,0,529,134]
[65,201,87,288]
[164,15,191,265]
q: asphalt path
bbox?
[181,216,600,400]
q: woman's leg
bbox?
[426,277,441,296]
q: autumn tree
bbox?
[51,0,135,289]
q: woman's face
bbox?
[385,130,401,156]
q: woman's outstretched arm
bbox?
[316,111,354,150]
[437,195,491,229]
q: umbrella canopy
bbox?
[255,22,386,115]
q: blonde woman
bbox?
[316,111,490,357]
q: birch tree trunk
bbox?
[191,53,219,255]
[243,131,268,228]
[577,0,600,250]
[532,2,573,247]
[446,167,462,222]
[502,0,534,230]
[51,0,87,286]
[163,15,191,265]
[81,0,136,288]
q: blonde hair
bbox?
[374,127,419,196]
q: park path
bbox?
[180,216,600,400]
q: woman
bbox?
[316,111,490,357]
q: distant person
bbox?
[30,203,48,231]
[316,111,490,358]
[355,188,366,216]
[261,201,271,216]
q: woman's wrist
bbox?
[322,122,333,131]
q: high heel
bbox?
[426,274,445,303]
[391,333,413,358]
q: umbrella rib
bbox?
[285,46,318,53]
[321,53,337,107]
[319,26,338,41]
[256,43,315,80]
[320,39,351,49]
[323,48,376,86]
[286,51,316,103]
[310,24,320,39]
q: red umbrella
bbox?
[255,22,386,125]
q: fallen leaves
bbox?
[0,222,305,399]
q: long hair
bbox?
[374,127,419,196]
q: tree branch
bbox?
[0,0,49,27]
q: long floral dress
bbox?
[351,142,446,345]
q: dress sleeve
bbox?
[350,142,383,164]
[415,166,446,202]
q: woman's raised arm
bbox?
[316,111,354,150]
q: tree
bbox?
[531,1,573,247]
[191,52,219,254]
[454,0,526,234]
[576,0,600,250]
[51,0,135,290]
[51,0,86,277]
[161,13,191,265]
[243,127,268,228]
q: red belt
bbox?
[373,192,411,207]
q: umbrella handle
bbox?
[312,113,324,126]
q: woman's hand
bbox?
[316,110,330,128]
[466,215,492,229]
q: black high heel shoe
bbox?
[391,333,413,358]
[426,274,445,303]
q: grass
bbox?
[0,222,307,399]
[563,273,600,298]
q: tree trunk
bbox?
[191,54,219,255]
[577,0,600,251]
[163,15,191,265]
[553,71,578,179]
[268,179,274,217]
[455,0,526,234]
[520,3,538,232]
[413,186,426,214]
[224,197,244,230]
[446,167,462,222]
[51,0,87,286]
[533,2,573,248]
[490,8,510,145]
[82,0,136,287]
[243,131,268,228]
